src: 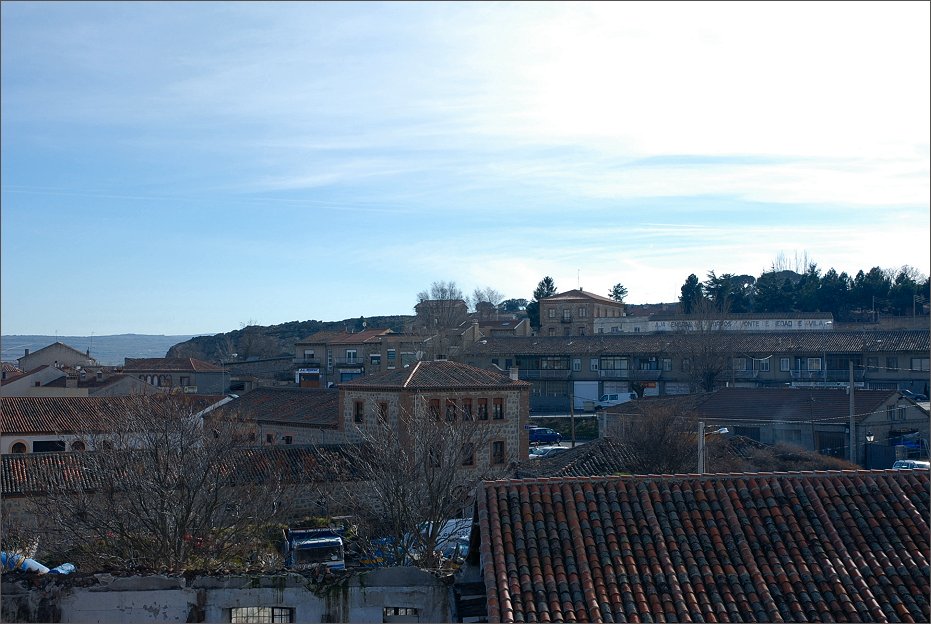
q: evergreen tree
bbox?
[679,274,704,314]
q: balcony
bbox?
[732,370,759,380]
[333,359,364,368]
[599,369,630,379]
[518,369,572,380]
[629,369,662,382]
[791,369,865,382]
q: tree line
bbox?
[678,264,929,320]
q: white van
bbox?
[595,392,637,410]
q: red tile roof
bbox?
[122,357,226,372]
[295,328,394,345]
[207,387,339,428]
[340,360,530,390]
[477,470,930,623]
[1,395,224,435]
[609,387,899,423]
[1,444,360,496]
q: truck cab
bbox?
[284,528,345,571]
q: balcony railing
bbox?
[629,369,662,381]
[560,317,573,323]
[598,369,630,379]
[518,369,572,380]
[791,369,866,382]
[333,359,364,367]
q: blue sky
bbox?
[2,1,928,336]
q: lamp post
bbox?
[865,431,874,468]
[698,421,729,474]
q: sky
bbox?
[2,1,929,336]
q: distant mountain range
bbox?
[1,334,203,367]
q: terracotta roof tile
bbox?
[123,357,226,372]
[208,387,338,428]
[465,329,930,356]
[1,395,223,435]
[477,470,930,623]
[1,444,359,496]
[340,360,530,390]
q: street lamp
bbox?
[865,431,874,468]
[697,421,730,474]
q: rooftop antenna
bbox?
[577,269,581,291]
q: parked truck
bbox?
[283,528,345,571]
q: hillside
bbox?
[165,316,413,363]
[1,334,201,367]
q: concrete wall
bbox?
[2,568,450,623]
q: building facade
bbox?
[538,290,624,337]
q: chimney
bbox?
[509,367,519,381]
[24,348,29,357]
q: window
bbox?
[283,435,293,445]
[461,444,475,466]
[887,406,895,421]
[911,358,929,372]
[491,440,506,464]
[378,402,388,423]
[71,440,86,452]
[477,398,488,420]
[387,349,396,361]
[866,357,879,372]
[370,354,381,366]
[11,442,26,454]
[230,606,294,623]
[662,358,672,371]
[179,376,191,387]
[562,310,571,321]
[266,433,274,444]
[33,440,66,453]
[733,357,748,371]
[578,306,587,317]
[590,358,599,372]
[639,357,658,371]
[775,429,802,444]
[578,327,585,336]
[886,357,898,371]
[610,327,619,333]
[462,398,473,420]
[548,308,556,319]
[548,328,555,336]
[898,407,907,420]
[807,358,822,371]
[383,607,419,622]
[303,349,315,361]
[540,357,568,370]
[493,398,504,420]
[354,401,365,423]
[429,399,441,419]
[681,358,691,372]
[600,357,628,370]
[446,399,457,421]
[780,357,790,372]
[759,358,770,372]
[346,349,358,363]
[572,359,581,372]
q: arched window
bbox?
[11,442,27,453]
[71,440,86,452]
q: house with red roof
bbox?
[604,388,928,469]
[204,387,343,446]
[338,360,531,471]
[122,357,230,394]
[461,469,930,623]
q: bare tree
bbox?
[336,395,503,569]
[671,297,736,392]
[28,394,290,572]
[620,398,728,474]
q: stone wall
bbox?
[2,567,451,623]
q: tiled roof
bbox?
[477,470,930,623]
[2,362,24,374]
[18,341,91,361]
[608,387,899,424]
[207,387,339,428]
[545,289,619,304]
[1,444,360,496]
[122,357,226,372]
[295,328,393,345]
[340,360,531,390]
[464,329,930,356]
[1,395,224,435]
[515,438,637,479]
[0,364,53,386]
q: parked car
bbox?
[902,390,929,401]
[529,445,568,460]
[892,460,931,470]
[529,427,562,445]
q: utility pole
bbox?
[697,420,705,474]
[849,361,855,463]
